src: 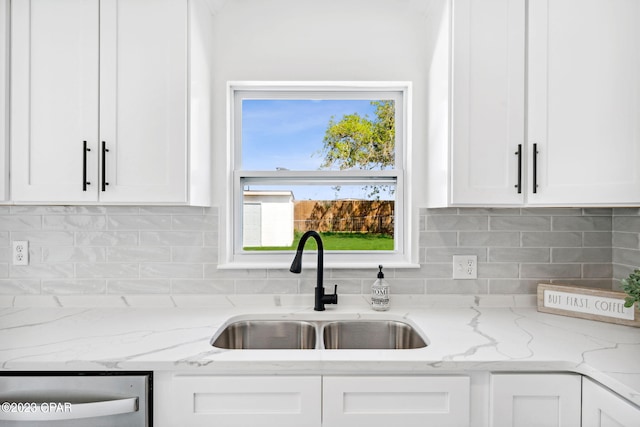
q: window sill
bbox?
[217,261,421,270]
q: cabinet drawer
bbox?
[323,376,470,427]
[172,375,321,427]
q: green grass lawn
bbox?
[244,231,394,251]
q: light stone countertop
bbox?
[0,294,638,406]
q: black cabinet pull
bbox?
[514,144,522,194]
[101,141,110,192]
[82,141,91,191]
[533,143,539,194]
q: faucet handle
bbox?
[327,284,338,305]
[318,284,338,308]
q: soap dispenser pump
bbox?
[371,265,390,311]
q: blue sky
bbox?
[241,99,377,171]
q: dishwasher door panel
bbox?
[0,373,151,427]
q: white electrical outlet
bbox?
[452,255,477,279]
[12,241,29,266]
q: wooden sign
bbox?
[537,283,640,327]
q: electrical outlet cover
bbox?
[12,241,29,266]
[452,255,477,279]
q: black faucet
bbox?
[289,230,338,311]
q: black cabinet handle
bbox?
[82,141,91,191]
[533,143,539,194]
[514,144,522,194]
[101,141,110,192]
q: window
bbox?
[227,82,411,268]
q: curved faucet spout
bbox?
[289,230,338,311]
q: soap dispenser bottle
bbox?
[371,265,390,311]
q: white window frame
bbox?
[223,81,413,269]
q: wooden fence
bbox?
[293,200,394,235]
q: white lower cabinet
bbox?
[582,377,640,427]
[168,375,321,427]
[156,374,470,427]
[156,372,640,427]
[323,376,471,427]
[490,373,582,427]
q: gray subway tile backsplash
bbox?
[426,215,489,231]
[107,215,172,230]
[42,247,106,263]
[42,279,106,295]
[75,231,138,246]
[552,216,612,231]
[582,232,613,247]
[613,208,640,289]
[521,231,582,247]
[139,231,205,246]
[613,216,640,232]
[520,263,582,279]
[459,231,520,247]
[75,262,139,279]
[43,215,107,230]
[0,206,638,296]
[171,278,234,294]
[0,279,40,294]
[427,278,488,294]
[489,248,550,263]
[551,247,612,263]
[490,215,551,231]
[107,279,171,294]
[582,264,613,279]
[612,232,640,249]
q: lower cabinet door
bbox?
[172,375,321,427]
[322,376,470,427]
[582,377,640,427]
[490,373,581,427]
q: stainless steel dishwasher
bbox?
[0,372,152,426]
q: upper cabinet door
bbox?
[98,0,188,203]
[528,0,640,205]
[0,0,8,201]
[11,0,100,203]
[451,0,526,205]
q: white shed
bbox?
[242,191,294,247]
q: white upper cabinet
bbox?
[451,0,640,206]
[11,0,100,203]
[98,0,187,203]
[0,0,8,202]
[527,0,640,205]
[451,0,525,205]
[11,0,211,205]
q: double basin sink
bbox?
[211,315,428,350]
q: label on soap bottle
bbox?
[371,282,389,311]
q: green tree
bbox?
[320,100,395,171]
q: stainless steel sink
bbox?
[211,320,317,349]
[211,317,428,350]
[322,320,427,349]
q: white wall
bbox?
[209,0,451,261]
